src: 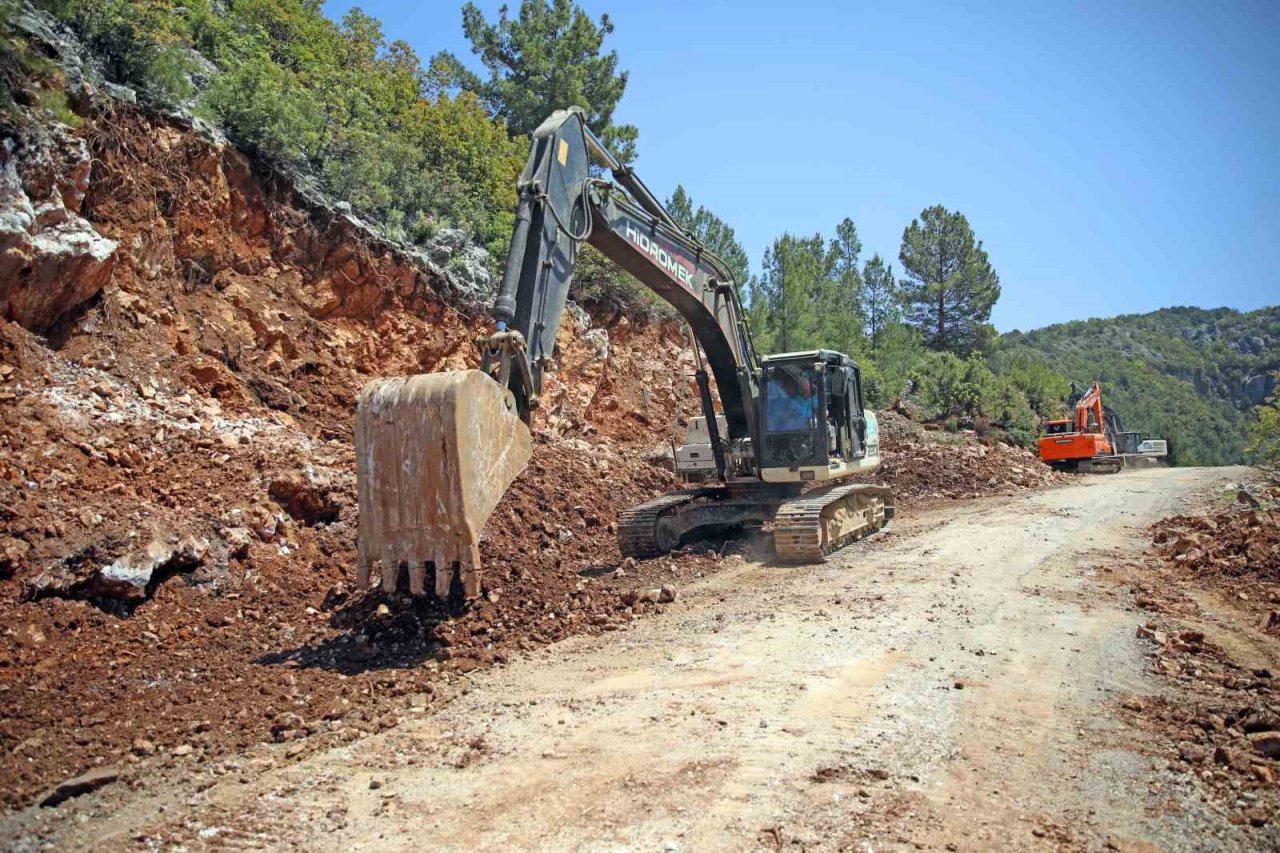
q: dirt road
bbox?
[6,466,1271,850]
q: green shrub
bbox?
[1247,388,1280,469]
[42,0,201,105]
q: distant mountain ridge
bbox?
[1001,305,1279,466]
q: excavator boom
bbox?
[488,110,759,445]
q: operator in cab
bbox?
[766,372,819,432]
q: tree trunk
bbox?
[936,295,945,348]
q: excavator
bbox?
[354,108,894,597]
[1037,381,1124,473]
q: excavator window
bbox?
[764,365,820,433]
[1044,420,1071,435]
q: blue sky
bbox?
[326,0,1278,332]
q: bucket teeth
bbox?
[408,562,427,597]
[434,561,452,599]
[355,370,532,597]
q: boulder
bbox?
[0,136,118,331]
[582,328,610,360]
[88,536,210,602]
[23,534,210,605]
[1248,731,1280,760]
[268,466,347,525]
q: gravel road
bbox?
[4,465,1265,851]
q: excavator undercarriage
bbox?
[616,481,894,563]
[354,108,894,596]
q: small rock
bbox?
[131,738,156,756]
[1214,745,1253,773]
[1177,742,1208,764]
[658,586,677,604]
[1247,731,1280,760]
[173,744,194,757]
[224,526,253,560]
[321,582,349,611]
[40,766,121,807]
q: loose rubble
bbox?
[1151,482,1280,602]
[868,411,1065,501]
[1112,479,1280,830]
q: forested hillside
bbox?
[1002,306,1279,466]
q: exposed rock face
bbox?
[1243,373,1277,407]
[7,4,92,92]
[0,74,709,810]
[0,133,118,330]
[423,226,494,301]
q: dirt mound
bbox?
[1151,484,1280,584]
[871,411,1064,502]
[1109,480,1280,826]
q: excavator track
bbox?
[617,488,720,558]
[773,483,894,563]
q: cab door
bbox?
[830,366,864,461]
[846,366,866,459]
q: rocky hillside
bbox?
[1002,306,1279,465]
[0,82,718,802]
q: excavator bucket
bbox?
[355,370,532,598]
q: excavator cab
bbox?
[758,351,877,481]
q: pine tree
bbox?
[822,217,864,356]
[898,205,1001,354]
[433,0,639,163]
[665,185,750,294]
[757,233,827,354]
[862,253,899,354]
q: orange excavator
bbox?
[1038,381,1123,473]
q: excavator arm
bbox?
[355,109,761,597]
[1073,382,1105,433]
[483,109,759,446]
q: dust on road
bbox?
[4,466,1272,851]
